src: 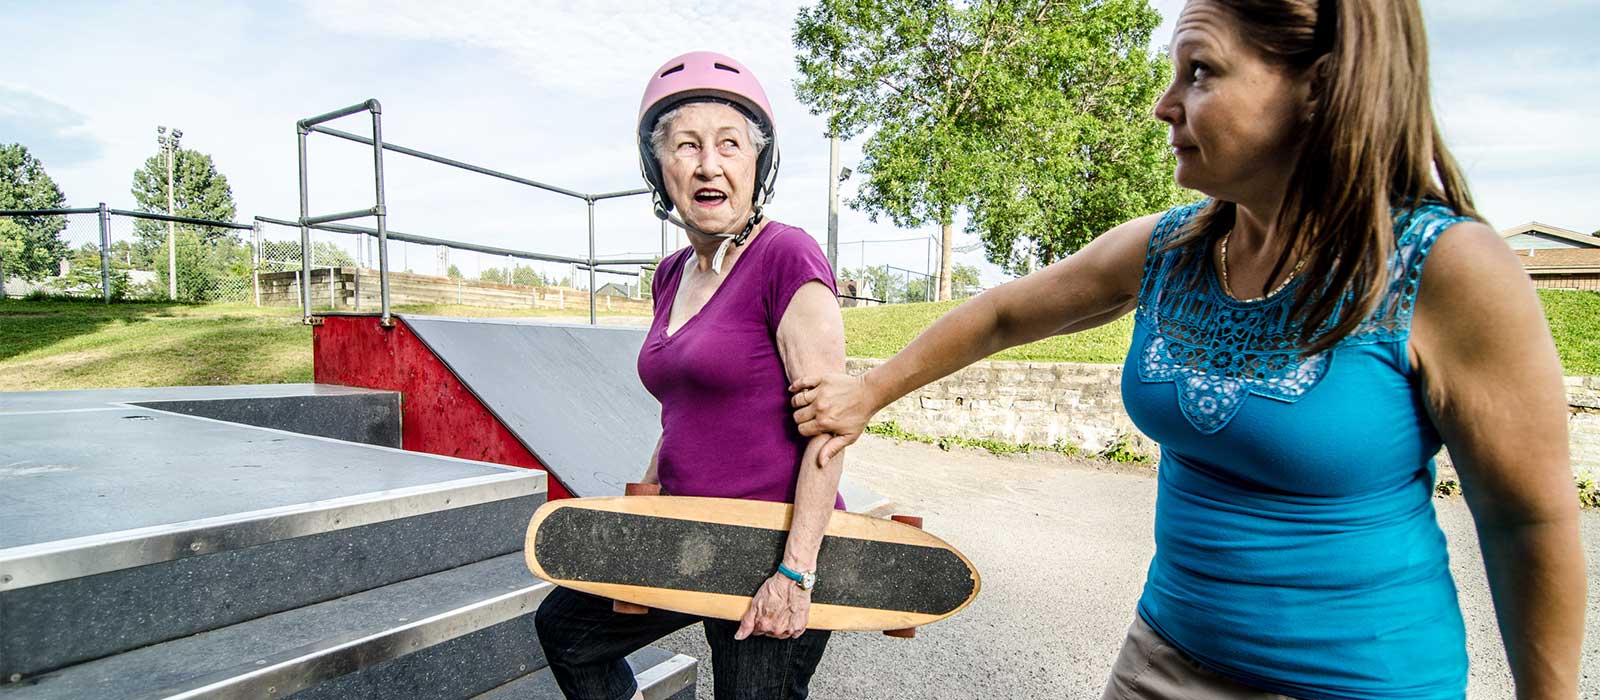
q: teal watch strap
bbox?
[777,563,805,584]
[777,563,815,590]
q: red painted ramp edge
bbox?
[312,315,574,500]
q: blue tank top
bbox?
[1122,201,1474,699]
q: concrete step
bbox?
[0,554,568,699]
[1,399,545,679]
[474,647,697,700]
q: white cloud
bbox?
[0,84,104,169]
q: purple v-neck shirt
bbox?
[637,221,843,507]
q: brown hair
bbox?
[1166,0,1477,355]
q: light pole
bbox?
[826,130,840,272]
[156,126,182,300]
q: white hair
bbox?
[649,103,768,162]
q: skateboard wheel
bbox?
[625,482,662,496]
[890,515,923,529]
[884,627,917,638]
[613,600,651,615]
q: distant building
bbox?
[1500,222,1600,291]
[594,282,636,299]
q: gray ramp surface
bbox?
[401,316,887,510]
[404,316,658,499]
[0,404,520,549]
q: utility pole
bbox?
[157,126,182,300]
[826,131,840,272]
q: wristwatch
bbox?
[776,563,816,592]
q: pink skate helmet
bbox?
[637,51,780,225]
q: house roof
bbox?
[1500,222,1600,248]
[1513,247,1600,273]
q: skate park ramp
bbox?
[0,384,696,698]
[399,315,889,512]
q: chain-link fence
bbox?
[1,206,257,303]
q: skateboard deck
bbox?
[524,496,980,632]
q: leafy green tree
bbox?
[637,265,655,298]
[512,264,548,287]
[130,141,242,298]
[447,264,463,280]
[480,267,508,284]
[951,262,982,297]
[131,145,237,243]
[311,242,355,268]
[0,143,70,281]
[794,0,1187,285]
[53,243,132,299]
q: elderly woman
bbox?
[535,52,845,700]
[789,2,1585,698]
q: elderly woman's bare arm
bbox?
[1411,222,1585,699]
[735,280,846,640]
[790,213,1159,461]
[640,435,662,486]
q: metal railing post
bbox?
[587,198,597,325]
[297,125,313,322]
[97,203,111,303]
[252,221,262,307]
[370,103,392,327]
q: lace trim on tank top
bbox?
[1135,201,1472,434]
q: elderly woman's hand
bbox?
[734,573,811,640]
[789,372,874,464]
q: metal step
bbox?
[1,401,545,680]
[0,554,558,699]
[474,648,697,700]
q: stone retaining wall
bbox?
[847,358,1600,478]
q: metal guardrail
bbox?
[294,100,661,326]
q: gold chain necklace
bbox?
[1219,231,1307,302]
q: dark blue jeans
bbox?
[535,587,832,700]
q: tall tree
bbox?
[0,143,70,281]
[795,0,1188,286]
[130,142,242,299]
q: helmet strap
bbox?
[668,204,763,275]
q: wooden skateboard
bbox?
[524,488,980,635]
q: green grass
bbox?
[1539,289,1600,376]
[844,299,1134,364]
[0,296,643,391]
[865,419,1155,466]
[0,297,312,390]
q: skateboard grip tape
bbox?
[614,483,658,615]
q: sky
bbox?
[4,0,1597,288]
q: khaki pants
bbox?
[1102,617,1300,700]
